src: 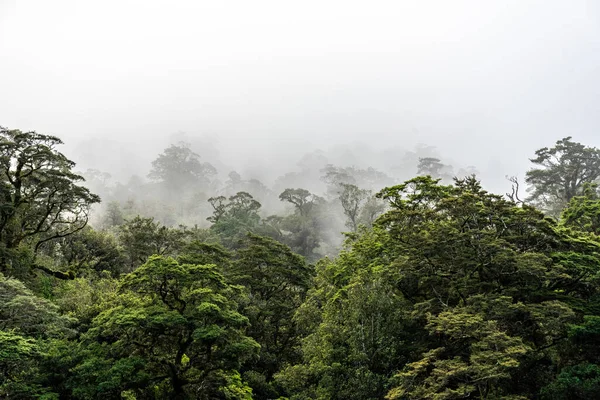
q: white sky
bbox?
[1,0,600,185]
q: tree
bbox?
[207,196,228,224]
[101,201,125,229]
[276,231,416,400]
[148,142,217,191]
[178,241,232,270]
[230,234,312,398]
[118,216,188,271]
[358,195,387,228]
[275,189,330,261]
[417,157,453,182]
[320,164,391,197]
[541,363,600,399]
[78,256,259,399]
[37,226,126,277]
[208,192,262,247]
[0,273,75,397]
[338,183,370,232]
[560,183,600,234]
[279,188,318,217]
[526,137,600,214]
[0,273,73,337]
[0,128,100,278]
[0,331,46,398]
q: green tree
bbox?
[0,273,73,338]
[0,331,47,398]
[560,183,600,234]
[208,192,262,247]
[540,185,600,399]
[37,226,126,277]
[320,164,391,197]
[118,216,188,271]
[377,177,599,399]
[274,188,330,261]
[276,232,415,400]
[526,137,600,214]
[0,273,75,398]
[178,241,232,270]
[541,363,600,399]
[230,234,313,398]
[77,256,259,399]
[0,128,100,278]
[540,315,600,399]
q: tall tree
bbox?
[526,137,600,214]
[560,183,600,234]
[118,216,188,271]
[338,183,370,232]
[417,157,453,182]
[37,226,126,277]
[78,256,259,399]
[208,192,262,248]
[279,188,319,217]
[148,142,217,191]
[275,188,329,261]
[230,234,312,398]
[321,164,391,197]
[358,195,387,228]
[0,273,75,397]
[0,128,100,278]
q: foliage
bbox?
[0,273,75,398]
[6,128,600,399]
[230,234,313,398]
[526,137,600,215]
[561,183,600,234]
[208,192,262,248]
[118,216,188,270]
[38,227,126,277]
[0,127,100,278]
[541,363,600,399]
[279,176,600,399]
[0,273,74,337]
[78,256,259,398]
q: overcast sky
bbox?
[1,0,600,186]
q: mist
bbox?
[2,0,600,201]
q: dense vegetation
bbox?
[3,127,600,399]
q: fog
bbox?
[2,0,600,192]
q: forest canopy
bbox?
[2,128,600,399]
